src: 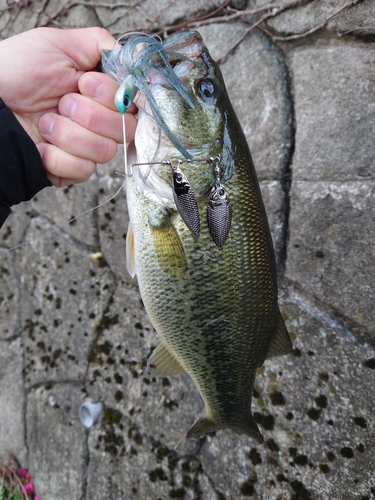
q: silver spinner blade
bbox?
[172,165,200,237]
[207,183,232,248]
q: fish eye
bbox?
[175,173,183,182]
[197,79,216,99]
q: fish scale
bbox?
[117,30,292,443]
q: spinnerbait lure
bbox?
[102,32,203,159]
[207,155,232,248]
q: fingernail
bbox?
[83,76,103,98]
[63,96,77,119]
[39,114,54,136]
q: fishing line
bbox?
[3,176,127,253]
[122,112,131,177]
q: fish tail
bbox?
[183,413,264,444]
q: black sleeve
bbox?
[0,97,52,228]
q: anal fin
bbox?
[126,221,136,278]
[267,312,293,358]
[147,342,185,377]
[179,412,263,446]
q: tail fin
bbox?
[181,412,264,444]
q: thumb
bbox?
[42,27,117,71]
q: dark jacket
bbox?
[0,97,51,228]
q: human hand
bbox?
[0,27,136,187]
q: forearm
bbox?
[0,98,51,228]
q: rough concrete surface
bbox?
[255,0,375,38]
[1,1,375,499]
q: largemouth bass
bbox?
[103,31,292,442]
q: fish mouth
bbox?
[134,31,210,158]
[135,31,206,109]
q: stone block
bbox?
[27,383,87,499]
[30,175,100,248]
[95,0,221,36]
[18,218,116,387]
[292,44,375,181]
[255,0,375,37]
[0,252,20,340]
[0,338,27,464]
[286,181,375,343]
[199,23,294,182]
[260,180,286,269]
[200,299,375,499]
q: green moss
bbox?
[99,425,124,456]
[294,455,308,466]
[36,341,46,351]
[114,390,123,402]
[319,463,330,474]
[254,412,274,430]
[266,439,279,452]
[276,474,288,483]
[270,390,285,406]
[149,468,167,482]
[102,408,122,426]
[240,481,254,496]
[306,407,321,421]
[169,488,186,498]
[314,395,328,409]
[364,358,375,369]
[182,475,192,487]
[290,480,312,500]
[168,454,179,471]
[155,444,169,461]
[248,448,262,465]
[353,417,367,428]
[88,339,113,364]
[340,447,354,459]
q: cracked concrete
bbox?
[1,1,375,499]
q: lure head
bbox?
[114,75,138,114]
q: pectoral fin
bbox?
[126,221,136,278]
[266,312,293,358]
[147,342,185,376]
[148,207,187,278]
